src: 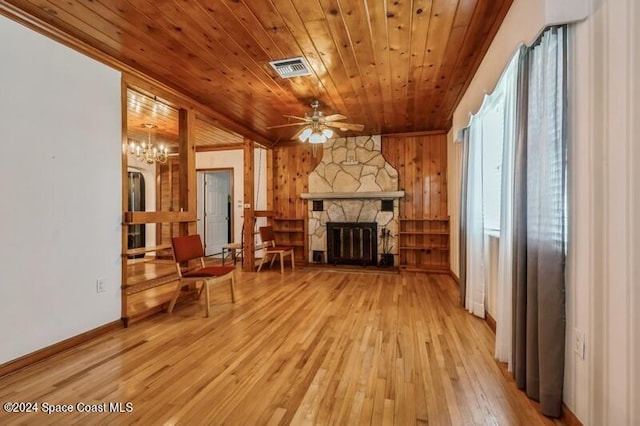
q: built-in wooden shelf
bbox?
[399,230,449,235]
[399,217,449,221]
[270,217,306,264]
[399,217,450,272]
[399,245,450,251]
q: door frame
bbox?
[196,167,234,255]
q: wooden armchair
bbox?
[257,226,295,274]
[168,234,236,317]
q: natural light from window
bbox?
[480,94,505,233]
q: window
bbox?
[480,95,505,232]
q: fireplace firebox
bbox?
[326,222,378,266]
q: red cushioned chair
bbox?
[167,234,236,317]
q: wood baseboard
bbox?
[0,320,122,378]
[485,312,497,333]
[449,269,460,285]
[562,403,583,426]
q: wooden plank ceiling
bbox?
[3,0,513,145]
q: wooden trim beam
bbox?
[195,144,243,152]
[179,108,197,235]
[243,138,255,272]
[121,79,130,323]
[382,130,448,138]
[123,211,197,224]
[0,321,122,378]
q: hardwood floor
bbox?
[0,269,563,425]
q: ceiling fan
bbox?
[267,100,364,143]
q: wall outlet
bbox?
[574,328,585,359]
[96,279,106,294]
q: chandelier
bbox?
[129,124,168,164]
[298,122,334,144]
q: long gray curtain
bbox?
[458,127,470,306]
[512,26,567,418]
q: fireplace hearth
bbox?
[327,222,378,266]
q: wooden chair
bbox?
[257,226,295,274]
[167,234,236,317]
[221,221,245,266]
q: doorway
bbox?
[197,170,232,257]
[127,171,146,258]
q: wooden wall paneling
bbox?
[266,149,274,212]
[243,138,255,272]
[270,144,320,263]
[437,134,449,268]
[417,136,426,217]
[286,146,295,220]
[382,133,449,272]
[406,138,417,267]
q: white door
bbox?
[203,172,231,256]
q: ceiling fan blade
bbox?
[282,115,309,122]
[323,114,347,122]
[326,121,365,131]
[266,122,306,129]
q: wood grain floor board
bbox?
[0,268,564,425]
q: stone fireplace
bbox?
[301,135,403,266]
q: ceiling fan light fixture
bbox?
[308,132,327,144]
[322,128,334,138]
[299,127,313,142]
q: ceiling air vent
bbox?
[269,57,312,78]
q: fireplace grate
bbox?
[326,222,377,266]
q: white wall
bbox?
[448,0,639,424]
[196,147,268,253]
[571,0,639,423]
[0,16,121,364]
